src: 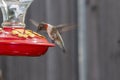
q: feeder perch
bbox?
[0,0,55,56]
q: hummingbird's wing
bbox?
[29,19,76,32]
[29,19,46,32]
[56,24,76,33]
[29,19,39,27]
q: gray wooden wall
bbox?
[86,0,120,80]
[1,0,120,80]
[0,0,78,80]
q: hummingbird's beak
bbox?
[29,19,39,27]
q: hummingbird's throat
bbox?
[44,24,48,30]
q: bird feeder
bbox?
[0,0,55,56]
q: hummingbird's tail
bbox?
[62,46,66,53]
[55,40,66,53]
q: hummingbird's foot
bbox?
[51,40,55,43]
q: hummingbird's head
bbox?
[38,22,48,30]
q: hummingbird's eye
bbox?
[38,24,42,30]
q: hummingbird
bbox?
[30,19,66,53]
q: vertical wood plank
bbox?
[98,0,120,80]
[86,0,100,80]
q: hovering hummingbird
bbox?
[30,19,66,53]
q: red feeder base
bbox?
[0,27,55,57]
